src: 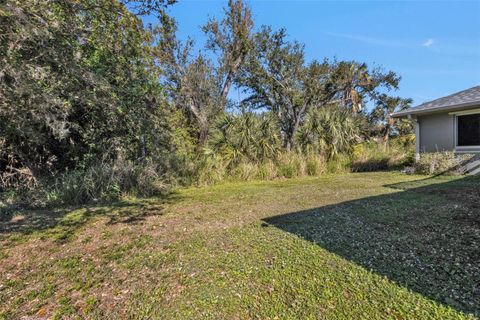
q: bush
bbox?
[194,154,228,186]
[414,152,474,175]
[53,161,170,205]
[1,160,171,209]
[192,152,328,184]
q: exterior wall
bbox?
[418,113,455,152]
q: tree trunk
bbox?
[188,101,210,151]
[283,126,297,152]
[220,70,236,104]
[283,107,304,152]
[196,116,209,150]
[382,128,390,145]
[383,118,394,146]
[284,137,292,152]
[220,56,243,110]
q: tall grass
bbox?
[194,153,330,185]
[50,161,169,205]
[351,137,415,172]
[1,160,171,209]
[192,135,415,186]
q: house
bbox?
[392,86,480,158]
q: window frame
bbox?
[453,109,480,152]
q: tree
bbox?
[0,0,174,180]
[239,27,330,151]
[121,0,176,17]
[156,0,254,148]
[326,61,401,113]
[370,94,413,144]
[203,0,254,106]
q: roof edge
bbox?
[391,101,480,118]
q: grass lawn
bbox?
[0,172,479,319]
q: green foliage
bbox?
[351,139,414,172]
[414,152,474,175]
[192,151,328,185]
[193,154,228,186]
[155,0,254,147]
[277,154,302,178]
[52,161,170,205]
[1,0,175,184]
[369,94,413,142]
[305,155,327,176]
[326,154,352,173]
[256,161,278,180]
[297,106,362,159]
[326,61,400,112]
[0,0,418,207]
[1,161,171,209]
[208,112,281,167]
[239,27,330,150]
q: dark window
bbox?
[457,114,480,146]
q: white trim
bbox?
[455,148,480,154]
[449,108,480,116]
[413,116,420,161]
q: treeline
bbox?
[0,0,414,206]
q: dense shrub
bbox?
[1,0,174,181]
[414,152,474,175]
[193,154,228,186]
[0,161,171,209]
[54,162,170,205]
[297,107,363,159]
[351,139,414,172]
[305,155,327,176]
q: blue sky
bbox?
[146,0,480,107]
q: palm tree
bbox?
[297,106,362,159]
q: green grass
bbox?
[0,172,478,319]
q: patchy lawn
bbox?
[0,172,479,319]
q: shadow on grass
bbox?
[264,175,480,315]
[0,192,182,239]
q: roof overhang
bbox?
[391,101,480,118]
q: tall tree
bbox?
[0,0,174,179]
[326,61,400,112]
[203,0,254,106]
[156,0,254,148]
[370,94,412,144]
[239,27,330,151]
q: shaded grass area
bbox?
[0,173,478,319]
[265,176,480,315]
